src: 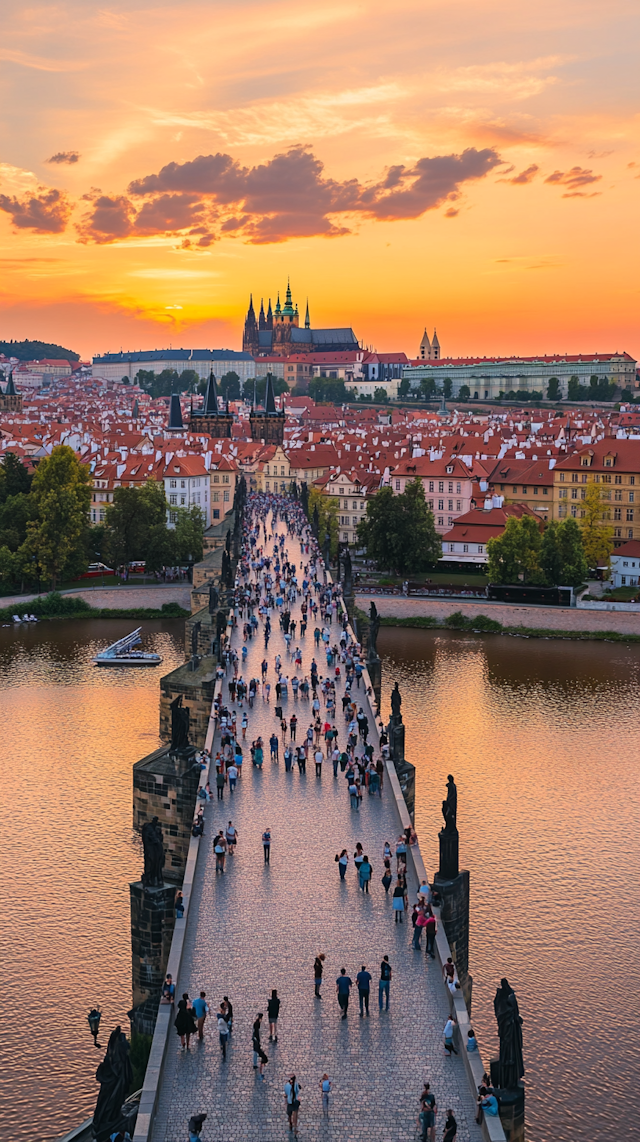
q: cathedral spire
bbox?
[305,299,310,329]
[259,297,266,331]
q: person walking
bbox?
[217,1007,229,1060]
[337,849,348,880]
[174,996,196,1050]
[425,911,437,959]
[284,1074,301,1135]
[252,1012,265,1071]
[392,879,405,923]
[267,989,280,1042]
[358,855,372,893]
[443,1015,458,1056]
[227,762,238,792]
[262,827,271,863]
[192,991,209,1040]
[335,967,352,1019]
[413,904,427,949]
[216,769,226,800]
[225,821,238,854]
[314,746,323,777]
[419,1083,437,1142]
[381,858,392,894]
[269,732,279,762]
[443,1110,458,1141]
[213,832,227,873]
[314,953,325,998]
[320,1074,332,1116]
[221,995,233,1033]
[378,956,391,1011]
[356,965,372,1016]
[348,777,359,810]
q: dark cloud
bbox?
[76,194,136,242]
[544,166,601,189]
[360,148,501,219]
[444,207,460,218]
[46,151,80,164]
[134,193,205,233]
[0,187,71,232]
[505,164,539,185]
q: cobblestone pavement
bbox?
[357,592,640,636]
[153,514,483,1142]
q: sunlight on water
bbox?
[0,620,185,1142]
[380,629,640,1142]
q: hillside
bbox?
[0,339,80,362]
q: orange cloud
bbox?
[544,166,601,189]
[0,187,71,232]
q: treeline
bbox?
[0,339,80,362]
[0,449,204,592]
[132,369,290,402]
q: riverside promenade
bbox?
[150,513,484,1142]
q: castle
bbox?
[242,282,359,358]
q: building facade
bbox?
[403,353,637,400]
[389,454,484,534]
[552,440,640,548]
[92,349,256,383]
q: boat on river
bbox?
[93,627,162,666]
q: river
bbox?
[379,627,640,1142]
[0,621,638,1141]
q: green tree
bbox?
[27,445,92,588]
[580,481,614,571]
[458,384,471,401]
[373,387,389,404]
[486,514,543,584]
[219,371,241,401]
[357,478,440,574]
[307,487,339,557]
[547,376,560,401]
[106,480,168,566]
[121,375,130,384]
[442,377,453,398]
[308,376,347,403]
[419,376,436,400]
[398,377,411,397]
[0,492,37,551]
[540,518,588,586]
[173,504,205,563]
[0,452,33,503]
[135,369,156,389]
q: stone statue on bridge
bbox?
[141,817,165,887]
[208,582,219,614]
[494,978,525,1089]
[368,600,380,661]
[441,773,457,833]
[190,620,201,660]
[170,694,190,750]
[92,1026,133,1142]
[390,681,402,722]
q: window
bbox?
[559,489,567,499]
[614,508,621,520]
[581,489,586,500]
[456,500,461,511]
[615,490,623,501]
[572,474,578,483]
[352,501,357,510]
[170,479,176,488]
[629,529,634,538]
[604,457,613,467]
[448,500,453,510]
[533,487,538,494]
[224,490,230,502]
[571,489,578,499]
[428,500,434,509]
[449,543,455,552]
[281,466,285,476]
[213,473,219,483]
[169,493,177,505]
[448,481,453,492]
[438,517,444,526]
[582,474,588,483]
[428,481,434,493]
[615,474,622,484]
[213,492,219,502]
[213,509,220,520]
[395,480,400,490]
[463,544,469,553]
[438,500,444,510]
[630,476,636,486]
[180,495,186,505]
[522,487,528,494]
[456,483,461,494]
[571,506,577,517]
[630,492,635,503]
[622,575,627,585]
[543,488,549,495]
[438,481,444,493]
[627,510,634,521]
[180,480,186,488]
[513,486,518,493]
[170,510,178,524]
[478,545,484,554]
[448,516,453,526]
[560,473,565,482]
[265,465,269,475]
[614,527,622,537]
[558,505,567,517]
[99,510,105,522]
[223,475,230,484]
[603,473,611,483]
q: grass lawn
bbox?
[358,569,488,588]
[601,586,640,602]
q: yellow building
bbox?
[553,440,640,547]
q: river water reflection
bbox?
[380,628,640,1142]
[0,620,185,1142]
[1,621,638,1141]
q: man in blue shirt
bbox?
[356,965,372,1016]
[192,991,209,1040]
[335,968,352,1019]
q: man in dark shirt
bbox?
[443,1110,457,1142]
[335,968,352,1019]
[314,953,325,998]
[379,956,392,1010]
[355,965,372,1016]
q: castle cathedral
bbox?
[242,282,359,358]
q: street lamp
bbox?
[87,1006,102,1047]
[95,551,104,588]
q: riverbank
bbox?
[0,588,190,624]
[356,594,640,641]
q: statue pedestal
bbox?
[488,1075,525,1142]
[387,716,415,820]
[129,881,175,1030]
[434,843,471,1010]
[367,655,381,711]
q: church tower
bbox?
[431,329,440,360]
[419,328,431,360]
[189,372,233,438]
[249,373,285,445]
[242,294,259,355]
[258,298,266,332]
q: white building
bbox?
[402,353,637,400]
[610,540,640,587]
[92,349,257,384]
[162,456,211,528]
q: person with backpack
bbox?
[379,956,392,1010]
[262,828,271,863]
[284,1074,301,1134]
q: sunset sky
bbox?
[0,0,638,361]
